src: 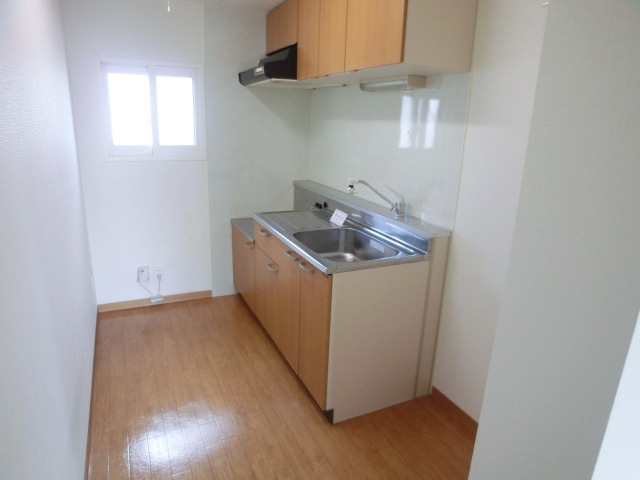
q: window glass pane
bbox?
[156,76,195,146]
[106,73,152,146]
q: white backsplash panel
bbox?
[307,75,471,230]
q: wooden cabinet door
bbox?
[317,0,348,76]
[267,0,298,54]
[272,245,302,373]
[231,225,256,313]
[298,261,332,410]
[345,0,407,71]
[297,0,320,80]
[254,247,280,340]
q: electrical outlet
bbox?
[137,266,150,283]
[155,265,163,280]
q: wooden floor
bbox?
[87,295,477,479]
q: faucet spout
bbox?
[347,178,406,219]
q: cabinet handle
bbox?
[298,262,314,274]
[258,229,271,237]
[285,250,298,261]
[244,241,254,250]
[266,263,279,273]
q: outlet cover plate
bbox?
[138,266,150,283]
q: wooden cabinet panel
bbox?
[317,0,348,76]
[298,261,332,410]
[272,246,302,373]
[231,225,256,313]
[297,0,320,80]
[267,0,298,54]
[254,247,280,340]
[249,226,331,400]
[254,228,303,374]
[345,0,407,71]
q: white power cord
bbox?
[137,271,164,304]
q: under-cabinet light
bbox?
[359,75,427,92]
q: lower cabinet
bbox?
[234,221,331,405]
[232,220,448,423]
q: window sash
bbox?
[101,60,205,161]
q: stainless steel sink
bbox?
[293,227,400,262]
[253,209,432,274]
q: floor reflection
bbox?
[122,401,225,477]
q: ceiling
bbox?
[184,0,283,11]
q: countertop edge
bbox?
[231,217,254,241]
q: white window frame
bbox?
[100,58,206,161]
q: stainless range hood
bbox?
[238,44,297,87]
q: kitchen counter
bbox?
[230,181,452,423]
[230,217,254,241]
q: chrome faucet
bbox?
[347,178,406,219]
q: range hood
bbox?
[238,44,297,87]
[238,44,419,91]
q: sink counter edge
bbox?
[231,217,255,241]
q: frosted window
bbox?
[156,76,195,146]
[101,60,205,160]
[107,73,152,146]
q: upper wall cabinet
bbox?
[316,0,348,78]
[344,0,406,72]
[266,0,478,83]
[266,0,298,54]
[296,0,318,79]
[297,0,349,80]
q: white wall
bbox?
[62,0,212,304]
[204,4,310,296]
[0,0,96,478]
[308,77,470,230]
[62,1,310,301]
[433,0,548,420]
[592,309,640,480]
[470,1,640,478]
[304,1,548,421]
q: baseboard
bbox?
[431,387,479,430]
[97,290,212,313]
[84,312,99,479]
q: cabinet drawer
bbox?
[253,221,278,258]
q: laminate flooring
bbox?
[87,295,477,479]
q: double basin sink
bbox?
[252,210,428,274]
